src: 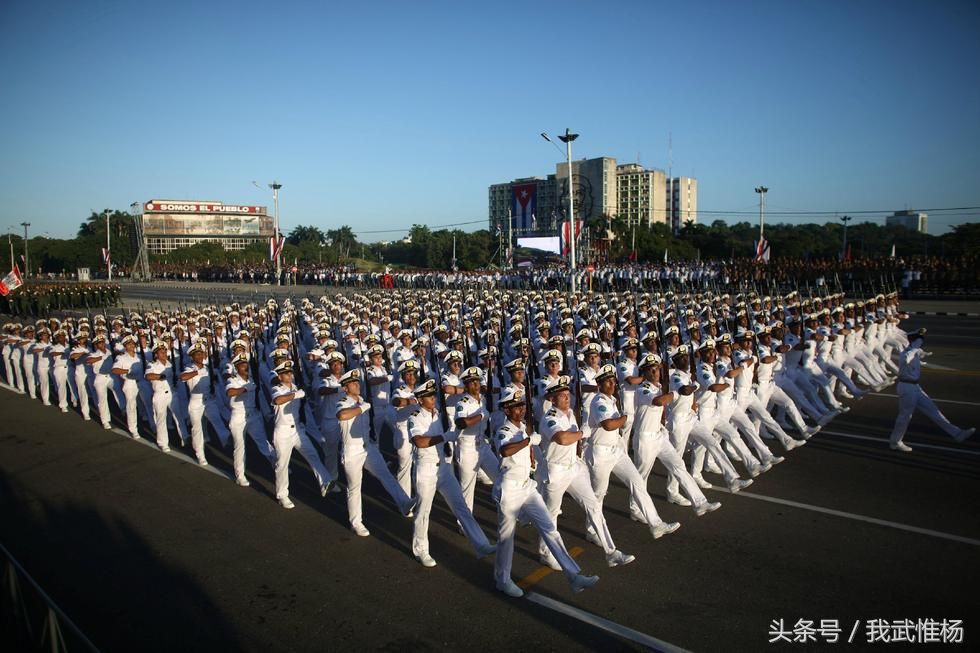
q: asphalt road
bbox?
[1,311,977,652]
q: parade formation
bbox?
[0,285,974,599]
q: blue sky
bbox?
[1,0,978,239]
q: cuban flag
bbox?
[754,238,770,263]
[102,247,110,265]
[512,183,536,232]
[561,220,583,257]
[269,234,285,261]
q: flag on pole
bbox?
[754,238,770,263]
[560,220,582,257]
[269,235,285,261]
[101,247,110,265]
[0,264,23,296]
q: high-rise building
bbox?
[616,163,668,227]
[886,210,928,234]
[667,176,698,233]
[490,156,695,236]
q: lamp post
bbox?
[20,222,30,277]
[754,186,768,240]
[7,226,14,270]
[542,128,579,293]
[269,182,283,285]
[840,215,852,260]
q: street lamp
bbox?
[754,186,768,240]
[839,215,853,260]
[542,129,579,293]
[269,182,283,285]
[20,222,30,277]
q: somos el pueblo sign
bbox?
[144,201,262,214]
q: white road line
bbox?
[819,429,980,455]
[107,426,233,481]
[921,363,957,370]
[710,488,980,547]
[525,592,692,653]
[871,392,980,407]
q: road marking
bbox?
[710,488,980,547]
[870,392,980,407]
[107,426,234,480]
[517,546,583,590]
[819,429,979,455]
[920,362,957,371]
[525,591,692,653]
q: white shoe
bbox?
[236,477,251,487]
[769,456,785,466]
[747,465,763,478]
[803,426,820,439]
[570,574,600,593]
[606,550,636,567]
[667,493,691,507]
[706,458,724,473]
[352,523,371,537]
[783,439,802,451]
[279,497,295,510]
[159,445,171,453]
[197,458,208,467]
[728,478,753,493]
[585,529,603,547]
[953,427,975,443]
[695,501,722,516]
[837,405,851,413]
[130,432,140,440]
[890,441,913,452]
[496,580,524,598]
[102,423,112,430]
[651,521,681,539]
[539,555,562,571]
[320,481,335,497]
[838,390,855,400]
[416,553,438,568]
[693,475,714,490]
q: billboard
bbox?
[517,236,561,255]
[142,213,272,237]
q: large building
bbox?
[616,163,668,227]
[667,176,698,232]
[489,156,695,236]
[139,200,275,254]
[886,210,928,234]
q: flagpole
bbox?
[105,210,111,281]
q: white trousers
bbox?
[456,436,499,512]
[229,409,273,480]
[494,478,580,585]
[391,423,413,498]
[739,394,798,448]
[274,422,332,500]
[342,443,412,528]
[52,366,69,410]
[632,427,707,513]
[93,374,115,427]
[152,388,188,449]
[539,457,617,557]
[74,368,90,419]
[889,382,960,445]
[587,442,665,527]
[37,364,51,405]
[412,460,491,557]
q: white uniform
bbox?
[408,405,492,560]
[145,359,188,450]
[454,393,499,511]
[338,393,413,530]
[538,405,621,561]
[493,419,581,587]
[226,373,275,481]
[182,362,231,462]
[49,342,70,411]
[115,352,142,436]
[315,374,342,480]
[616,357,641,453]
[889,343,964,446]
[34,340,52,405]
[587,392,670,531]
[272,383,333,500]
[390,382,418,496]
[631,380,710,512]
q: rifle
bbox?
[571,327,584,458]
[288,312,307,425]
